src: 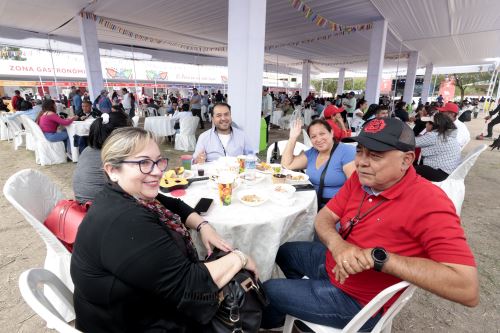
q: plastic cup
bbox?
[217,174,234,206]
[270,163,282,174]
[237,155,246,174]
[198,168,205,176]
[180,155,192,170]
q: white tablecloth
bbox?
[160,164,317,281]
[144,116,176,137]
[271,110,283,126]
[66,118,95,162]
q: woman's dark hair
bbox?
[356,99,367,109]
[362,103,379,121]
[112,104,125,113]
[88,112,131,149]
[431,112,456,138]
[36,99,56,123]
[307,118,332,136]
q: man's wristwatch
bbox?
[371,247,389,272]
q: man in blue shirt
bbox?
[193,102,254,163]
[73,89,83,114]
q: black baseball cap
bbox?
[342,118,415,152]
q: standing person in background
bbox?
[342,91,357,118]
[201,90,210,120]
[94,90,112,114]
[68,86,77,107]
[262,87,273,144]
[121,88,132,117]
[215,90,224,103]
[190,88,204,129]
[351,99,367,132]
[73,89,83,115]
[292,91,302,106]
[11,90,23,111]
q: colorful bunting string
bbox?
[289,0,373,35]
[80,12,227,54]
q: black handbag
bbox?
[205,250,269,333]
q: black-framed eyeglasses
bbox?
[119,157,169,174]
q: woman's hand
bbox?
[334,114,346,129]
[244,255,259,279]
[289,118,302,140]
[199,223,233,256]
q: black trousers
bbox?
[191,108,204,129]
[414,164,449,182]
[487,116,500,137]
[264,115,271,144]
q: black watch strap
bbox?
[372,247,388,272]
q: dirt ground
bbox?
[0,117,498,332]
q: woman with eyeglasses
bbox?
[70,127,258,332]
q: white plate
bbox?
[271,184,296,200]
[239,172,266,184]
[237,189,268,207]
[284,171,309,184]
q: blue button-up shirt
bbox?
[7,108,40,121]
[193,126,254,162]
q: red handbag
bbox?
[43,200,91,252]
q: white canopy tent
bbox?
[1,0,499,74]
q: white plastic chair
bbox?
[302,129,312,147]
[3,169,74,321]
[283,281,417,333]
[19,268,80,333]
[266,140,310,163]
[433,144,487,215]
[148,107,159,117]
[131,115,139,127]
[175,116,199,151]
[4,116,34,150]
[20,115,66,166]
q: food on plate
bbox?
[274,185,288,193]
[241,194,262,203]
[256,162,271,171]
[286,173,305,181]
[164,169,177,179]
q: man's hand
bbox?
[195,151,206,164]
[331,242,373,284]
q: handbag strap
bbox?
[317,141,339,209]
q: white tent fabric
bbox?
[0,0,499,73]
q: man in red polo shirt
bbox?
[261,118,478,331]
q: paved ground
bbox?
[0,117,498,332]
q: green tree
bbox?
[311,79,337,95]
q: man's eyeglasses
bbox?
[119,157,169,174]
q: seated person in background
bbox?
[437,102,470,150]
[93,90,112,113]
[278,98,295,129]
[193,102,254,163]
[411,104,427,136]
[7,100,40,121]
[76,100,93,120]
[351,99,367,132]
[171,103,193,131]
[281,119,355,208]
[0,98,9,112]
[361,103,379,121]
[262,118,478,330]
[415,113,460,182]
[72,112,130,203]
[166,101,178,115]
[147,98,160,110]
[394,101,409,122]
[323,105,351,141]
[36,99,78,153]
[71,127,257,332]
[374,105,390,119]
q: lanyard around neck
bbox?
[341,192,386,240]
[214,128,231,156]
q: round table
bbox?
[65,118,95,162]
[144,116,176,137]
[160,164,317,281]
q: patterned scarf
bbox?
[136,197,198,262]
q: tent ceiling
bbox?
[0,0,498,74]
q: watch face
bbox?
[373,248,387,261]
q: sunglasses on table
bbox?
[119,157,169,174]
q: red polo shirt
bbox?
[325,166,476,311]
